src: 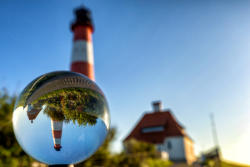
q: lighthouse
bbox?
[70,6,95,81]
[51,120,63,151]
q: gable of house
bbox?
[124,110,186,144]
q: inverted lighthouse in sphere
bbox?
[70,6,95,81]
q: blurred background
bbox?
[0,0,249,166]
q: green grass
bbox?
[221,160,250,167]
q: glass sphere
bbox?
[12,71,110,165]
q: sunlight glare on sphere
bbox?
[12,71,110,165]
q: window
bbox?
[167,141,172,150]
[141,126,164,133]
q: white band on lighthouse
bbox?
[53,138,62,145]
[51,120,63,131]
[71,40,94,65]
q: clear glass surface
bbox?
[12,71,110,165]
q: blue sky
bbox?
[0,0,250,164]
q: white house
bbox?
[124,101,196,165]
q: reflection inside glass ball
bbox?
[12,71,110,165]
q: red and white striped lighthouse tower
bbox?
[51,120,63,151]
[70,6,95,81]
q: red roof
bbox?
[27,109,41,121]
[124,110,186,144]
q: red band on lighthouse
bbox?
[73,26,92,42]
[71,61,94,80]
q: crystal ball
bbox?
[12,71,110,165]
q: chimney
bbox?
[152,101,162,112]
